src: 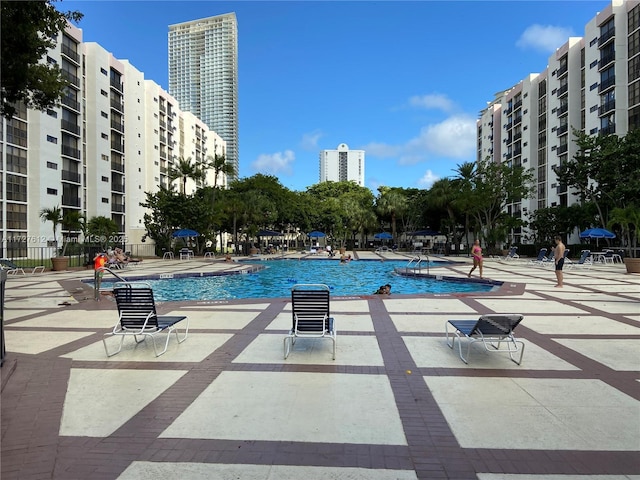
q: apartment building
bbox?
[477,0,639,244]
[0,23,226,257]
[168,13,239,181]
[319,143,365,186]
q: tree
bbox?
[376,187,408,242]
[168,157,204,195]
[39,205,63,249]
[1,1,83,118]
[205,151,236,189]
[607,205,640,258]
[87,216,119,251]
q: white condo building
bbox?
[168,13,239,181]
[319,143,365,186]
[477,0,640,245]
[0,22,226,257]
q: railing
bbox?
[397,254,430,276]
[94,266,128,300]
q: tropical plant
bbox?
[87,216,119,251]
[607,205,640,258]
[39,205,63,251]
[376,187,408,242]
[205,150,236,189]
[167,156,204,195]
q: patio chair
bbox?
[284,283,336,360]
[445,314,525,365]
[103,282,189,357]
[0,259,25,275]
[527,248,547,265]
[501,246,519,261]
[566,250,592,270]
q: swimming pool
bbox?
[136,259,496,301]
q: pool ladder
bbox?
[94,266,128,300]
[402,254,430,276]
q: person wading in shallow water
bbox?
[468,239,484,279]
[553,235,566,288]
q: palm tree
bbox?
[205,149,236,189]
[39,205,63,250]
[60,210,84,256]
[376,188,407,241]
[168,156,204,195]
[608,205,640,258]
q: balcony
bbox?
[61,170,81,183]
[61,96,80,111]
[514,100,522,110]
[61,44,80,64]
[111,140,123,152]
[111,161,125,172]
[61,145,80,159]
[598,28,615,47]
[557,104,568,116]
[598,100,616,116]
[514,116,522,126]
[557,124,568,136]
[514,132,522,141]
[557,84,568,97]
[110,78,122,91]
[556,184,568,195]
[61,120,80,135]
[599,76,615,93]
[61,195,81,207]
[599,124,616,135]
[112,182,125,193]
[110,119,124,133]
[110,98,123,112]
[112,203,125,213]
[557,144,568,154]
[557,64,568,77]
[61,70,80,88]
[598,52,615,70]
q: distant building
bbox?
[477,0,639,244]
[168,13,239,181]
[319,143,365,186]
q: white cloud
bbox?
[409,93,455,112]
[418,170,440,189]
[516,24,575,53]
[251,150,295,175]
[362,114,477,164]
[300,130,323,150]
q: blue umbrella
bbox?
[257,229,283,237]
[172,228,199,238]
[374,232,393,240]
[579,228,615,239]
[308,231,326,238]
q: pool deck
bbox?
[1,251,639,479]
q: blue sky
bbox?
[64,0,610,193]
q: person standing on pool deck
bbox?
[467,239,483,279]
[553,235,566,288]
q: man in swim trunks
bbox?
[553,236,566,288]
[468,239,483,279]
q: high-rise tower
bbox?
[168,13,239,180]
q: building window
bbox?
[101,89,108,97]
[101,154,109,161]
[46,161,58,169]
[101,111,108,118]
[101,176,108,182]
[46,135,57,144]
[47,109,57,118]
[6,174,27,202]
[101,133,108,140]
[47,188,58,195]
[100,67,107,75]
[102,197,109,203]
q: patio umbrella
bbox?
[579,227,615,247]
[374,232,393,240]
[410,229,442,237]
[172,228,199,238]
[308,231,326,238]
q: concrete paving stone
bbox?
[553,339,640,371]
[3,309,47,321]
[523,315,640,335]
[383,298,477,314]
[4,330,96,354]
[63,332,233,363]
[404,336,578,370]
[9,310,115,329]
[474,298,591,314]
[160,371,407,445]
[60,368,187,437]
[168,309,257,330]
[233,333,383,365]
[117,462,419,479]
[266,312,374,332]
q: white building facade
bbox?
[168,13,239,181]
[477,0,640,244]
[0,23,226,257]
[319,143,365,186]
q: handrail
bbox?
[94,266,128,300]
[402,254,430,276]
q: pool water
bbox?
[141,259,495,301]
